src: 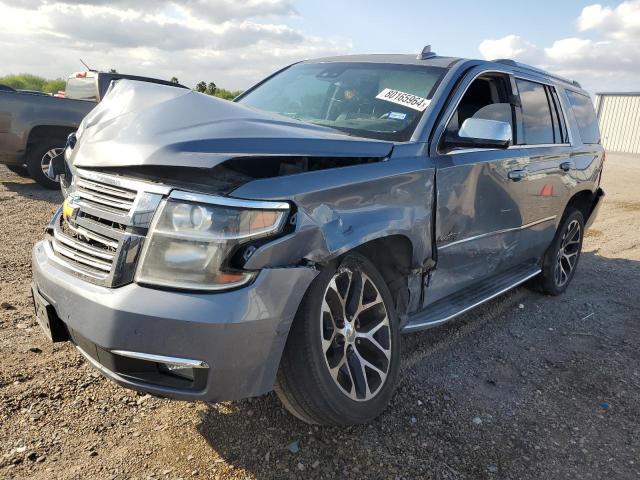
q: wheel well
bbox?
[27,125,75,149]
[564,190,596,222]
[352,235,413,315]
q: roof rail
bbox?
[492,58,581,88]
[417,45,437,60]
[493,58,517,66]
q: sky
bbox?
[0,0,637,93]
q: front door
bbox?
[425,70,529,306]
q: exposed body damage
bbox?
[32,53,605,424]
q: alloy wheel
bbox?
[41,148,64,178]
[554,219,581,287]
[320,267,391,401]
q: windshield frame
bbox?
[235,61,448,142]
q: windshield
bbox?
[237,62,446,141]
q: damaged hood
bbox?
[72,80,394,169]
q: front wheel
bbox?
[275,252,400,425]
[534,208,584,295]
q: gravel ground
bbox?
[1,153,639,480]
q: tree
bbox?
[170,76,179,84]
[206,81,217,96]
[195,81,207,93]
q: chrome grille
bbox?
[47,169,169,287]
[75,176,137,214]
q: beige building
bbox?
[595,92,640,154]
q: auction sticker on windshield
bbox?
[375,88,431,111]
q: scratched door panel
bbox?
[427,148,527,306]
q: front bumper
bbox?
[32,239,317,402]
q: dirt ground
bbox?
[1,153,639,480]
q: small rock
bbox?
[417,400,423,406]
[26,452,38,461]
[187,455,194,460]
[297,462,304,471]
[518,303,524,309]
[286,441,300,454]
[312,460,320,469]
[488,465,498,473]
[28,347,42,354]
[36,456,46,463]
[472,417,483,426]
[89,451,98,457]
[15,447,26,453]
[264,452,270,461]
[16,323,28,329]
[191,470,198,476]
[410,417,417,425]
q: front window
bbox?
[237,62,446,141]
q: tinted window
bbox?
[516,79,554,144]
[548,87,569,143]
[65,76,97,101]
[238,62,446,141]
[566,90,600,144]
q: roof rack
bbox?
[417,45,437,60]
[492,59,581,88]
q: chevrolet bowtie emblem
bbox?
[62,195,80,222]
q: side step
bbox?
[402,264,541,333]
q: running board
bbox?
[402,265,541,333]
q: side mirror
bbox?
[443,118,512,151]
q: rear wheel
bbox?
[534,208,584,295]
[275,252,400,425]
[26,140,63,189]
[6,164,29,177]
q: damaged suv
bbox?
[32,48,604,425]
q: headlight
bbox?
[135,192,289,290]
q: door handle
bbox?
[560,161,575,172]
[508,169,528,181]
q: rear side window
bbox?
[516,79,555,144]
[566,91,600,144]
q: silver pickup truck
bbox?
[33,48,605,425]
[0,72,186,188]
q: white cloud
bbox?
[0,0,348,89]
[479,0,640,92]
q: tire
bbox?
[6,164,29,177]
[534,208,584,295]
[26,140,64,189]
[275,252,401,425]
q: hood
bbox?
[72,80,394,169]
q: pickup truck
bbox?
[0,72,186,188]
[33,48,604,425]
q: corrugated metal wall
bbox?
[596,94,640,153]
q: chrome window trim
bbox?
[170,190,290,211]
[438,215,557,250]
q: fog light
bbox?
[157,363,195,381]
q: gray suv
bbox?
[32,48,605,425]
